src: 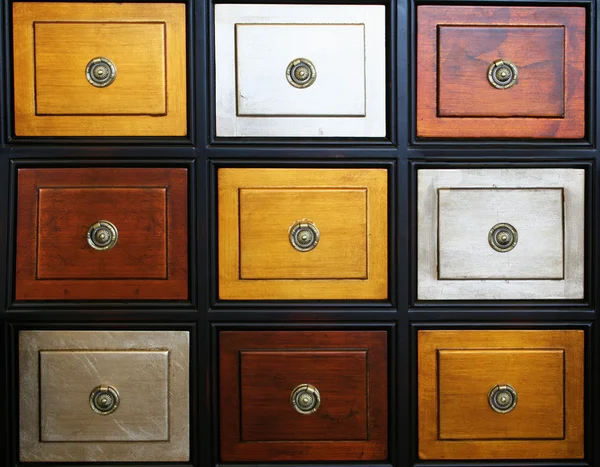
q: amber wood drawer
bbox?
[417,169,585,300]
[19,330,189,462]
[416,6,586,139]
[218,168,388,300]
[418,329,584,460]
[15,168,187,300]
[219,330,387,461]
[12,2,186,136]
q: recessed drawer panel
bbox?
[215,4,385,137]
[16,168,188,300]
[19,330,189,462]
[12,2,187,136]
[218,169,388,300]
[417,169,584,300]
[219,330,387,461]
[418,330,584,459]
[416,6,586,139]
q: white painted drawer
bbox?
[417,169,585,300]
[215,4,385,137]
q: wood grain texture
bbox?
[218,169,388,300]
[15,168,188,300]
[416,6,586,138]
[418,330,584,460]
[219,330,387,461]
[12,3,187,136]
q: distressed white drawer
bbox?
[215,4,385,137]
[417,169,585,300]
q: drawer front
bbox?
[219,330,387,461]
[218,169,388,299]
[416,6,585,139]
[417,169,584,300]
[13,3,186,136]
[418,330,584,460]
[215,4,385,137]
[19,330,189,462]
[16,168,188,300]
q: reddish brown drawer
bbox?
[219,331,387,461]
[416,6,586,139]
[16,168,187,300]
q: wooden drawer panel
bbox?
[12,3,186,136]
[416,6,586,139]
[219,330,387,461]
[418,330,584,460]
[218,169,387,300]
[15,168,188,300]
[19,330,189,462]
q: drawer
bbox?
[219,330,387,461]
[215,4,385,137]
[417,169,584,300]
[418,329,584,459]
[416,6,586,139]
[12,2,186,136]
[15,168,188,300]
[218,168,388,299]
[19,330,189,462]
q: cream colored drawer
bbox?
[19,330,189,462]
[215,4,385,137]
[417,169,585,300]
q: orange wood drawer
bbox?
[219,330,387,461]
[15,168,188,300]
[418,330,584,460]
[416,6,586,139]
[218,168,388,300]
[12,3,186,136]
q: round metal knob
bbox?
[488,59,518,89]
[87,220,118,251]
[488,223,518,252]
[286,58,317,88]
[290,384,321,415]
[289,220,320,252]
[488,384,518,414]
[86,57,117,87]
[90,385,120,415]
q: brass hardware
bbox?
[86,57,117,88]
[487,59,518,89]
[290,383,321,414]
[488,384,518,414]
[289,219,320,252]
[89,385,120,415]
[488,223,518,252]
[286,58,317,89]
[87,220,118,251]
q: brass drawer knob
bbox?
[488,223,518,252]
[487,59,518,89]
[488,384,518,414]
[286,58,317,89]
[290,383,321,415]
[289,219,320,252]
[86,57,117,88]
[89,385,120,415]
[87,220,119,251]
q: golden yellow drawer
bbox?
[12,2,186,136]
[218,168,388,300]
[19,330,190,462]
[418,329,584,460]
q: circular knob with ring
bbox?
[87,220,119,251]
[488,384,518,414]
[487,59,518,89]
[290,383,321,415]
[89,385,120,415]
[286,58,317,89]
[86,57,117,88]
[488,223,518,252]
[289,219,320,252]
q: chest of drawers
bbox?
[0,0,598,466]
